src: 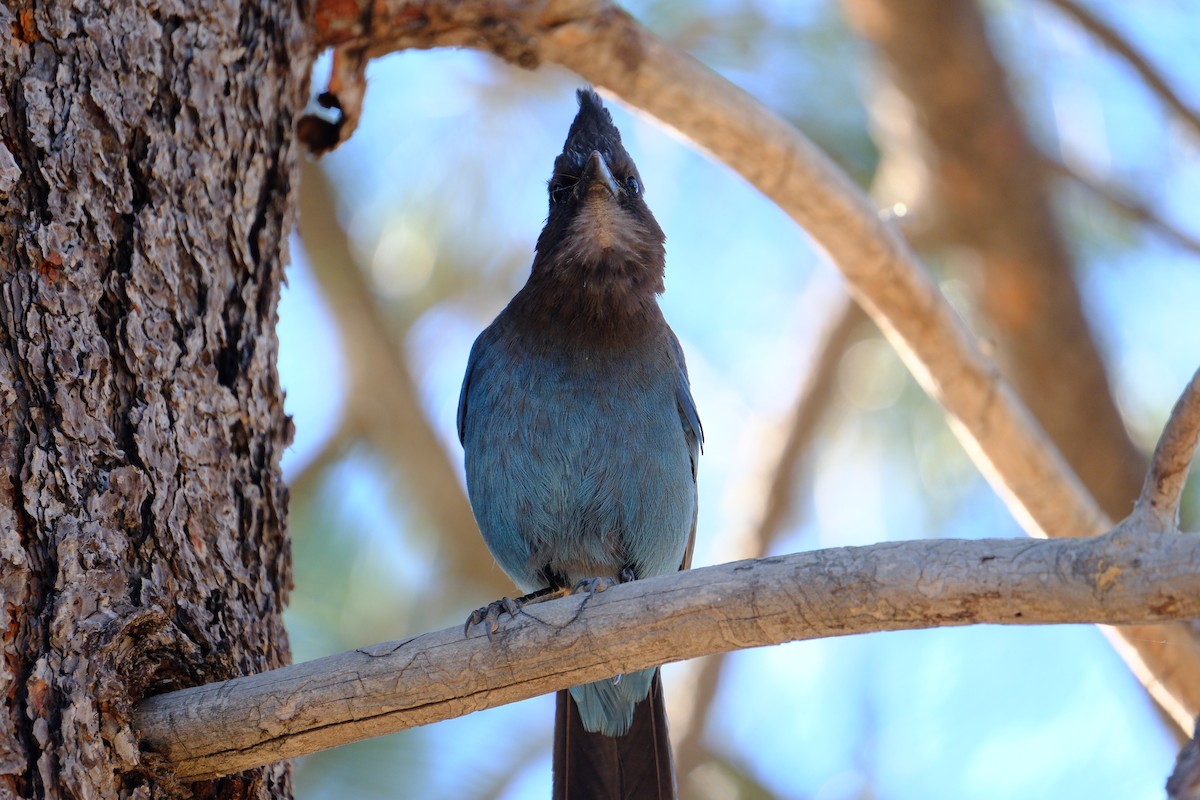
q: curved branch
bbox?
[1133,366,1200,532]
[842,0,1146,523]
[1042,0,1200,143]
[839,0,1197,735]
[306,0,1200,728]
[134,526,1200,781]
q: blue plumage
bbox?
[457,89,701,742]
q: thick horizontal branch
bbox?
[134,527,1200,780]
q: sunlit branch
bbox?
[134,524,1200,781]
[1132,367,1200,532]
[840,0,1196,736]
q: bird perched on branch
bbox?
[457,88,703,799]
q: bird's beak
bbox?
[582,150,620,199]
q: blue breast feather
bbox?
[458,318,701,735]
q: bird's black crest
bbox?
[555,89,629,178]
[524,87,665,322]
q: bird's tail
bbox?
[553,669,676,800]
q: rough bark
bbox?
[0,1,308,797]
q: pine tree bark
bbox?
[1,2,307,797]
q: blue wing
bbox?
[457,336,484,446]
[668,332,702,571]
[668,332,703,480]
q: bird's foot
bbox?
[464,585,567,637]
[572,576,617,594]
[571,568,636,595]
[464,596,522,638]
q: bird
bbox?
[457,88,702,799]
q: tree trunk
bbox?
[0,1,307,797]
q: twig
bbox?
[134,525,1200,780]
[1045,156,1200,258]
[1132,367,1200,532]
[1043,0,1200,143]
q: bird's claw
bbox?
[464,596,524,638]
[466,576,632,637]
[572,568,636,595]
[572,576,618,594]
[465,585,569,638]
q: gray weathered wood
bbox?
[136,527,1200,780]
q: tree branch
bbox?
[840,0,1200,734]
[305,0,1200,726]
[1045,156,1200,258]
[1042,0,1200,143]
[1133,366,1200,533]
[134,525,1200,781]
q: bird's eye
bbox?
[550,182,570,205]
[625,176,641,196]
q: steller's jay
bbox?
[457,89,702,799]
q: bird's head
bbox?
[531,89,666,306]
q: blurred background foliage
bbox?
[278,1,1200,797]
